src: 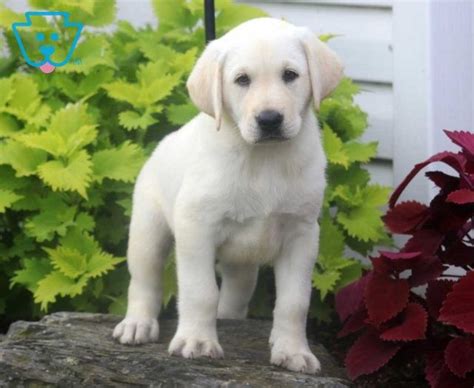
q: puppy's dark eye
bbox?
[283,69,299,83]
[235,74,251,86]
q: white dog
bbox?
[113,17,343,374]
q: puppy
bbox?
[113,17,343,374]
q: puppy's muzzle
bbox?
[255,110,286,143]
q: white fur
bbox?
[113,18,343,374]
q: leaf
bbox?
[313,270,340,300]
[0,139,47,176]
[335,273,371,322]
[25,197,76,242]
[444,336,474,378]
[335,261,364,291]
[58,37,116,74]
[163,256,177,307]
[439,271,474,334]
[152,0,196,31]
[0,189,22,213]
[0,113,19,138]
[344,141,378,163]
[87,252,124,279]
[383,201,429,234]
[216,2,267,31]
[37,150,92,198]
[338,308,367,338]
[103,81,141,106]
[318,213,345,259]
[365,273,409,325]
[92,141,145,183]
[389,151,465,208]
[444,129,474,159]
[345,331,400,380]
[320,98,368,142]
[11,258,52,293]
[337,205,384,242]
[380,303,427,341]
[36,272,89,311]
[329,78,359,101]
[166,103,199,125]
[323,124,349,168]
[118,110,157,131]
[426,280,455,319]
[45,247,88,279]
[447,189,474,204]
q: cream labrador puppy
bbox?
[113,17,343,374]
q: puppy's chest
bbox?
[217,215,286,264]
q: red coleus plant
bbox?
[335,130,474,387]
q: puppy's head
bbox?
[187,18,343,145]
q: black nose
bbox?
[256,110,284,132]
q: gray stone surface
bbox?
[0,312,349,387]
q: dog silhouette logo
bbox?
[12,11,83,74]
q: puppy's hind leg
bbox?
[113,192,172,345]
[217,262,259,319]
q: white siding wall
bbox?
[240,0,395,188]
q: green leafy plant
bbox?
[0,0,266,323]
[311,77,392,321]
[0,0,389,325]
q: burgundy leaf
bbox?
[426,280,455,319]
[444,130,474,159]
[383,201,429,234]
[425,351,445,387]
[390,151,466,208]
[447,189,474,204]
[442,241,474,266]
[435,365,473,388]
[345,331,400,380]
[380,251,422,260]
[439,271,474,333]
[365,273,410,325]
[426,170,460,191]
[380,303,427,341]
[410,256,444,287]
[335,274,371,322]
[372,251,423,275]
[338,308,368,338]
[403,229,444,256]
[444,336,474,378]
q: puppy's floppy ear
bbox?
[298,28,344,111]
[187,40,226,130]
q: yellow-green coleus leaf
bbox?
[44,246,88,279]
[37,150,93,198]
[34,271,88,311]
[0,139,48,176]
[11,258,53,293]
[313,270,341,300]
[322,124,349,168]
[0,189,23,213]
[337,205,385,243]
[25,195,77,242]
[92,141,145,183]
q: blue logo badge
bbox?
[12,11,83,74]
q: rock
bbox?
[0,312,349,387]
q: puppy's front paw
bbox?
[270,338,321,374]
[113,317,159,345]
[168,333,224,359]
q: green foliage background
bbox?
[0,0,389,325]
